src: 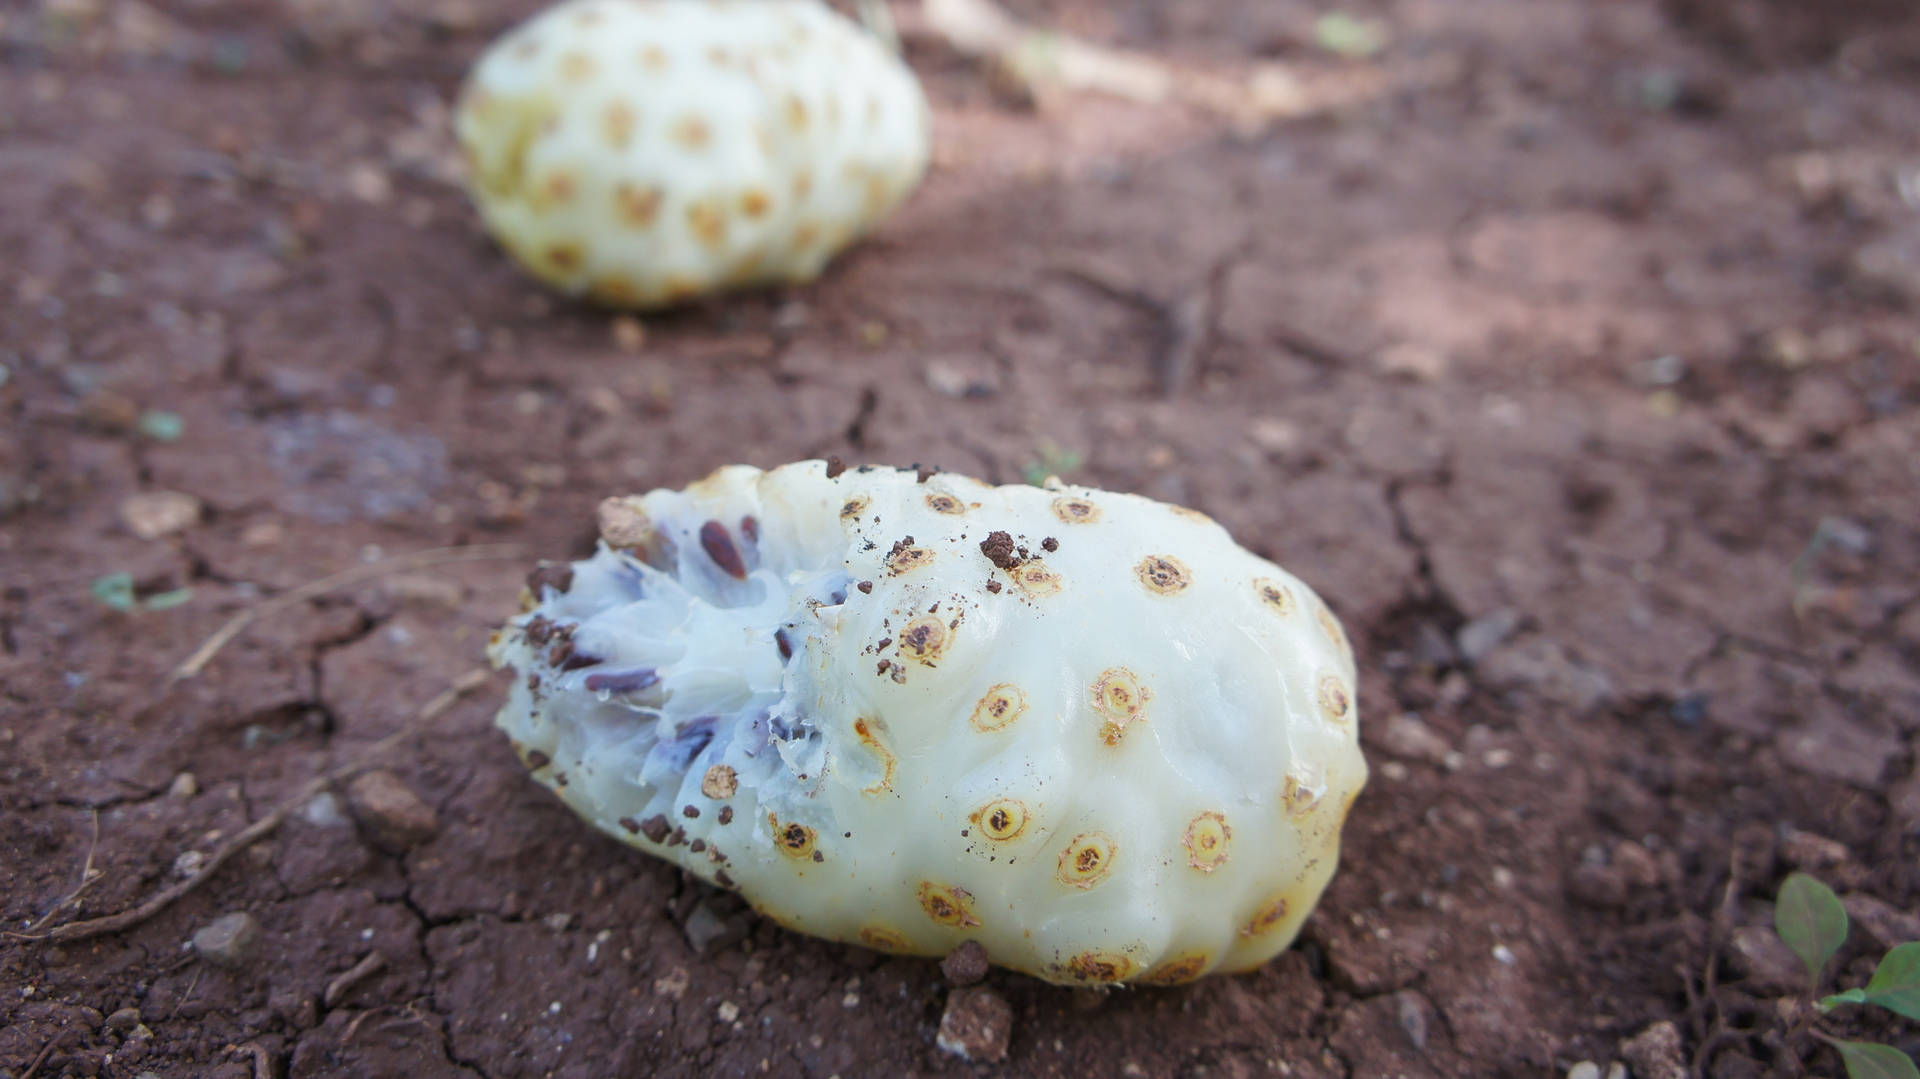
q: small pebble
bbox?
[345,769,440,852]
[167,772,198,798]
[936,986,1012,1063]
[192,911,263,967]
[119,490,202,540]
[105,1007,141,1032]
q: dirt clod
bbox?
[936,986,1013,1063]
[1619,1021,1686,1079]
[940,940,991,986]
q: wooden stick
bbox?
[7,668,493,945]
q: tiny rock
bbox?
[1379,713,1452,765]
[345,769,440,852]
[168,772,198,798]
[682,900,746,955]
[1841,893,1920,951]
[119,490,202,539]
[105,1006,141,1032]
[1777,827,1849,870]
[936,986,1013,1063]
[940,940,990,987]
[1726,925,1801,994]
[192,911,263,967]
[1455,609,1521,664]
[1619,1020,1685,1079]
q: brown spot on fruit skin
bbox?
[885,542,933,576]
[769,814,817,859]
[1254,577,1295,617]
[1090,667,1151,744]
[687,200,728,248]
[701,764,738,799]
[917,881,982,929]
[1183,812,1232,872]
[672,114,712,149]
[1052,497,1102,524]
[1242,895,1290,936]
[839,495,870,520]
[926,493,965,515]
[590,274,643,307]
[1056,832,1117,889]
[898,616,950,664]
[1067,951,1135,984]
[543,242,584,273]
[558,51,595,81]
[1282,772,1322,818]
[640,44,667,69]
[1317,604,1350,659]
[1135,953,1209,986]
[970,799,1029,841]
[602,102,635,148]
[859,926,912,953]
[853,716,897,794]
[1013,561,1063,596]
[614,182,663,228]
[1136,555,1192,594]
[699,520,747,579]
[739,189,772,218]
[1317,674,1351,722]
[970,684,1027,732]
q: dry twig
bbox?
[7,668,492,945]
[171,544,523,683]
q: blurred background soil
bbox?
[1,0,1917,1075]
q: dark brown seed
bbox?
[700,520,748,579]
[986,580,1002,594]
[1041,537,1058,552]
[683,805,701,819]
[825,456,846,478]
[619,817,640,833]
[525,750,551,770]
[689,838,706,853]
[739,515,758,542]
[526,562,575,596]
[718,806,734,825]
[639,815,671,843]
[857,580,873,594]
[812,850,824,863]
[775,629,794,660]
[916,463,936,482]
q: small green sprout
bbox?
[137,409,185,442]
[1021,441,1084,487]
[1773,872,1920,1079]
[91,572,193,613]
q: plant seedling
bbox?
[1772,872,1920,1079]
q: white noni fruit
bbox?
[455,0,931,308]
[489,461,1367,985]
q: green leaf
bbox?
[1776,872,1849,986]
[137,409,185,442]
[90,572,138,613]
[1823,988,1872,1011]
[142,587,194,611]
[1826,1039,1920,1079]
[1864,941,1920,1021]
[1313,12,1387,59]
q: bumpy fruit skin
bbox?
[489,462,1367,986]
[455,0,930,308]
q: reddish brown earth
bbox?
[3,0,1918,1076]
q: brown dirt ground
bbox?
[3,0,1918,1076]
